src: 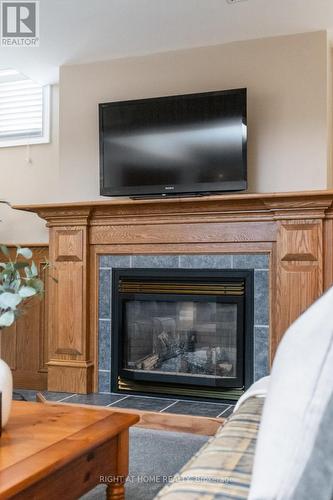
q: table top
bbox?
[0,401,139,497]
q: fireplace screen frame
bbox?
[111,268,254,397]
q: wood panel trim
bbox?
[38,262,49,374]
[48,224,92,393]
[41,399,224,436]
[90,221,277,246]
[274,219,323,349]
[94,242,274,255]
[55,229,84,262]
[324,212,333,289]
[90,246,100,393]
[2,243,48,247]
[12,188,333,210]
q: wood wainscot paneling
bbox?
[13,190,333,393]
[0,245,49,390]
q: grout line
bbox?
[99,318,111,322]
[107,396,129,407]
[254,325,269,329]
[254,268,269,272]
[230,255,234,268]
[160,400,179,413]
[100,267,112,271]
[107,393,176,401]
[57,394,78,402]
[98,369,110,373]
[172,397,226,406]
[216,405,233,418]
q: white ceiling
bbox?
[0,0,333,84]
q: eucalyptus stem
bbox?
[0,245,46,329]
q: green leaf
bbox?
[30,261,38,277]
[11,279,21,293]
[0,292,22,309]
[16,247,32,260]
[28,278,44,293]
[18,286,37,298]
[0,311,15,328]
[3,262,14,272]
[0,245,9,257]
[13,262,30,270]
[25,266,32,278]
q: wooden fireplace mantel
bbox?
[14,190,333,393]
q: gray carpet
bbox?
[81,427,208,500]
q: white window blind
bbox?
[0,69,50,147]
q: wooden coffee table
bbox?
[0,401,139,499]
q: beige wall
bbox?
[59,31,330,201]
[328,47,333,188]
[0,31,332,243]
[0,86,59,243]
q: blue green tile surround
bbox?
[98,254,270,394]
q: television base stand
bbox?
[129,191,244,200]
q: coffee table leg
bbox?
[106,481,125,500]
[106,430,129,500]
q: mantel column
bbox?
[41,208,92,393]
[264,198,332,360]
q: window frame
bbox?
[0,83,51,148]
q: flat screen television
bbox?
[99,88,247,198]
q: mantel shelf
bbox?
[12,189,333,214]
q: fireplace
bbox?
[111,269,254,401]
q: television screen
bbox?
[99,88,247,197]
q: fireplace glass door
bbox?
[124,299,239,382]
[113,270,249,391]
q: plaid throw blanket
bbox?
[155,396,264,499]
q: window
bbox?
[0,69,50,147]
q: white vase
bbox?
[0,358,13,428]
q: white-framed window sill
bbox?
[0,136,50,148]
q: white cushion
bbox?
[249,286,333,500]
[234,375,270,413]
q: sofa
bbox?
[155,395,264,499]
[156,285,333,500]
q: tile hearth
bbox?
[13,390,234,418]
